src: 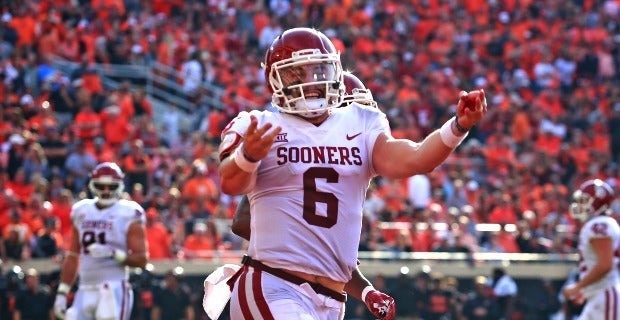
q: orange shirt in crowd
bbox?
[21,211,44,235]
[10,14,36,47]
[101,111,132,146]
[253,11,270,38]
[118,94,135,120]
[496,231,520,253]
[37,28,61,58]
[535,132,561,156]
[51,201,72,237]
[183,235,214,259]
[91,0,126,21]
[74,109,102,139]
[323,2,349,26]
[27,111,58,131]
[81,73,104,95]
[182,176,218,214]
[122,154,152,175]
[512,109,531,143]
[488,203,518,225]
[145,214,172,259]
[92,144,117,163]
[569,145,591,173]
[6,181,34,203]
[410,229,433,252]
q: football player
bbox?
[54,162,148,320]
[203,70,394,319]
[218,27,486,319]
[224,71,394,319]
[563,179,619,319]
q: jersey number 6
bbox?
[303,167,339,228]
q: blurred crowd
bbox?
[0,0,619,267]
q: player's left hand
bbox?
[562,284,584,304]
[87,243,115,258]
[242,115,282,162]
[86,243,127,263]
[364,289,396,320]
[455,89,487,130]
[54,293,67,319]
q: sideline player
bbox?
[54,162,148,320]
[563,179,619,319]
[219,27,486,319]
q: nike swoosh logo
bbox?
[346,132,362,140]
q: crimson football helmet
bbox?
[88,162,125,206]
[341,71,377,108]
[570,179,615,221]
[263,27,343,117]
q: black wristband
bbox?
[454,116,470,134]
[242,148,260,163]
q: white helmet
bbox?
[88,162,125,206]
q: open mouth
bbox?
[303,86,324,99]
[305,91,321,99]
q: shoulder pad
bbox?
[221,111,252,138]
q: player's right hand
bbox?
[242,115,281,161]
[562,283,584,304]
[456,89,487,129]
[54,293,67,319]
[364,289,396,320]
[86,243,115,259]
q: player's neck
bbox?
[95,202,114,210]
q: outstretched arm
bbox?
[373,90,487,179]
[346,268,395,319]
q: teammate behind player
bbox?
[219,27,486,319]
[54,162,148,320]
[563,179,619,319]
[340,71,377,108]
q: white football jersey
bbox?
[578,215,620,298]
[222,103,390,282]
[71,199,146,285]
